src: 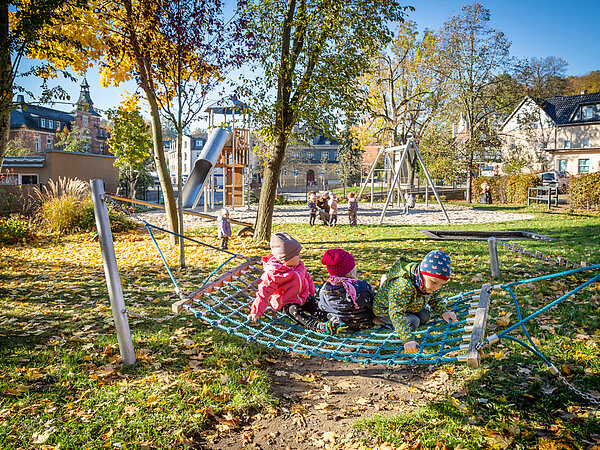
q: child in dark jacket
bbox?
[217,208,232,249]
[318,249,374,330]
[307,193,318,226]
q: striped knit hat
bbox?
[419,250,451,280]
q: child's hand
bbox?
[442,311,457,323]
[248,313,259,323]
[404,340,419,353]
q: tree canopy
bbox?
[244,0,408,241]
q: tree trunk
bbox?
[253,133,287,242]
[466,149,473,204]
[147,93,178,245]
[177,129,185,268]
[0,0,11,171]
[123,0,177,245]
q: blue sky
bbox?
[18,0,600,120]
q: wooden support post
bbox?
[467,284,492,369]
[488,237,500,279]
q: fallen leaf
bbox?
[146,395,159,407]
[31,427,56,444]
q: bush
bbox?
[274,194,288,205]
[0,214,33,244]
[34,177,136,234]
[570,172,600,210]
[248,190,259,204]
[77,199,137,233]
[40,195,83,233]
[472,174,539,204]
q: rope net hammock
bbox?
[171,258,600,368]
[171,258,485,366]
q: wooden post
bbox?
[488,237,500,279]
[466,284,492,368]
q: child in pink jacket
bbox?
[248,232,346,334]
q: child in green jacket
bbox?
[373,250,457,354]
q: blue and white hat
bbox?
[419,250,451,281]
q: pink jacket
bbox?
[250,254,316,318]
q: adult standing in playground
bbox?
[317,191,331,225]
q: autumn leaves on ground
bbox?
[1,205,599,449]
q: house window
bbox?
[21,174,39,185]
[196,139,202,147]
[563,140,571,149]
[34,135,40,151]
[82,115,88,127]
[583,106,593,120]
[558,160,567,172]
[582,139,590,148]
[282,168,287,176]
[578,159,590,173]
[48,120,53,129]
[306,151,314,160]
[55,121,61,130]
[184,141,188,148]
[40,118,46,128]
[46,137,53,149]
[540,142,547,149]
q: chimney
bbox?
[580,90,587,95]
[16,94,25,103]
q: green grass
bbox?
[1,204,599,448]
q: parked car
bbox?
[538,171,570,193]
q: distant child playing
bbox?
[308,193,318,226]
[373,250,457,353]
[248,233,340,334]
[217,208,232,249]
[318,249,374,331]
[347,192,358,226]
[328,193,338,227]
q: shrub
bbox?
[40,195,83,233]
[274,194,288,205]
[473,174,539,204]
[570,172,600,210]
[248,190,259,204]
[78,199,137,233]
[33,177,136,234]
[0,214,33,244]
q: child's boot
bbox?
[317,317,348,335]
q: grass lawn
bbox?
[1,203,599,449]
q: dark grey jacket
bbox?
[318,280,374,329]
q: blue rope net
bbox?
[181,260,482,365]
[178,258,600,367]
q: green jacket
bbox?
[373,260,446,342]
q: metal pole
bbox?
[379,147,408,224]
[488,237,500,279]
[90,179,136,366]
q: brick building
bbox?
[8,78,109,155]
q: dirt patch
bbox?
[206,351,462,449]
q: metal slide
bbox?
[181,127,231,208]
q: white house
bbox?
[501,92,600,174]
